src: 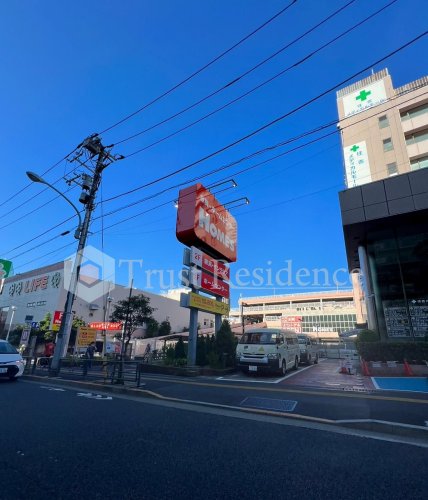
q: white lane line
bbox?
[216,362,318,384]
[40,386,66,392]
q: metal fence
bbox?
[23,356,143,387]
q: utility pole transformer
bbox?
[50,135,120,375]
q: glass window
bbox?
[0,342,18,354]
[401,103,428,121]
[406,129,428,146]
[387,162,398,176]
[383,138,393,152]
[378,115,389,128]
[410,156,428,171]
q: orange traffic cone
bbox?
[361,359,371,376]
[403,359,414,376]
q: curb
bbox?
[22,375,428,442]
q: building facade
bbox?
[0,262,214,337]
[229,284,365,339]
[338,69,428,340]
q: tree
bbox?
[110,294,155,351]
[158,320,172,337]
[145,318,159,338]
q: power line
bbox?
[0,147,78,213]
[103,31,428,205]
[5,84,427,259]
[99,0,299,135]
[114,0,363,147]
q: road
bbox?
[1,379,427,500]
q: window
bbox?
[410,156,428,171]
[383,138,394,152]
[387,162,398,176]
[401,103,428,121]
[406,129,428,145]
[378,115,389,128]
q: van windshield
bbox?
[297,336,307,344]
[240,332,281,345]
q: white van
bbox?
[297,334,319,365]
[236,328,300,376]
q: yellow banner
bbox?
[188,292,230,315]
[77,327,97,347]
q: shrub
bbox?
[174,337,186,359]
[207,351,222,369]
[357,341,428,363]
[164,346,175,365]
[214,320,237,368]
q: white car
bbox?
[0,340,25,381]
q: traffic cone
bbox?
[361,359,370,376]
[403,359,414,377]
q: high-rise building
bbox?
[337,69,428,340]
[337,68,428,187]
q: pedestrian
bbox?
[85,342,96,369]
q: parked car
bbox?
[236,328,300,376]
[297,334,319,365]
[0,340,25,381]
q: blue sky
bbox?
[1,0,427,306]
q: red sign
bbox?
[176,183,237,262]
[190,247,230,281]
[89,322,123,331]
[53,311,63,326]
[281,316,303,333]
[189,269,230,299]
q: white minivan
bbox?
[236,328,300,376]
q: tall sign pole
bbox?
[176,183,237,367]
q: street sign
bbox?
[187,268,230,298]
[181,292,230,315]
[186,247,230,281]
[0,259,13,279]
[52,310,63,331]
[281,316,302,333]
[31,321,39,329]
[89,321,122,331]
[76,326,97,347]
[20,326,31,344]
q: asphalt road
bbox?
[1,379,427,500]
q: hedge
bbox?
[357,342,428,363]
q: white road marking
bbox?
[216,361,319,384]
[77,392,112,400]
[40,386,66,392]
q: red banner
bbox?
[190,269,230,299]
[281,316,303,333]
[89,322,123,331]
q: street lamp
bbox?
[26,171,85,374]
[6,306,17,342]
[26,172,82,238]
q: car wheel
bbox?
[314,354,319,364]
[9,376,18,382]
[293,357,299,370]
[281,360,286,376]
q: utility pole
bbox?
[49,135,121,375]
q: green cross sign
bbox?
[0,259,13,279]
[350,145,359,153]
[356,89,371,101]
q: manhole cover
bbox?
[240,397,297,412]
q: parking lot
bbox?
[216,358,375,392]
